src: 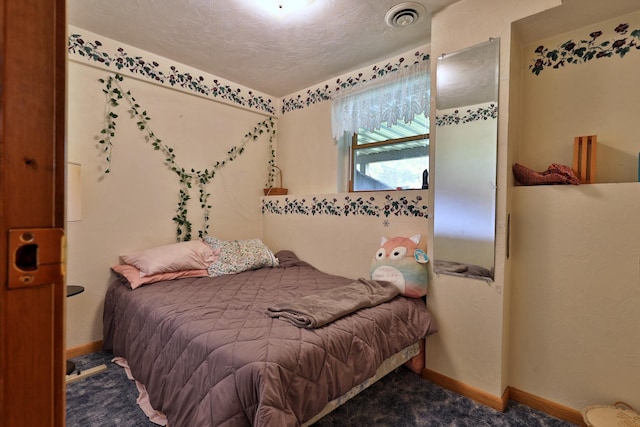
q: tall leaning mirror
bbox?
[433,38,499,280]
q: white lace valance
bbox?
[331,61,430,140]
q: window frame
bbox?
[349,131,430,192]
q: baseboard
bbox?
[421,369,587,426]
[66,340,103,359]
[509,387,587,426]
[422,368,509,411]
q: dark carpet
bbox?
[66,352,578,426]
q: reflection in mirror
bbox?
[433,38,499,280]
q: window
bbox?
[330,60,429,192]
[350,112,429,191]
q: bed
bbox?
[103,249,437,426]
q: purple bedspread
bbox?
[103,251,436,426]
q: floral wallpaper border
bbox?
[69,30,430,117]
[261,194,428,219]
[530,22,640,75]
[68,33,277,115]
[280,51,430,114]
[435,104,497,127]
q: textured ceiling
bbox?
[67,0,460,97]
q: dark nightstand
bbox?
[66,285,84,375]
[67,285,84,298]
[65,285,108,383]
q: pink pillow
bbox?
[111,264,209,289]
[120,240,218,277]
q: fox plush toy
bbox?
[370,234,429,298]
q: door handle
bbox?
[8,228,64,289]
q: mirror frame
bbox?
[432,38,500,281]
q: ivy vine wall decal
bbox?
[98,74,277,241]
[530,22,640,75]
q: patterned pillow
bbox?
[203,236,279,277]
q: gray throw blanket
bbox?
[266,278,399,328]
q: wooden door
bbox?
[0,0,66,425]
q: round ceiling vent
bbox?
[385,2,426,28]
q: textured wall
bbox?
[518,11,640,183]
[66,58,272,347]
[261,191,429,280]
[510,9,640,411]
[426,0,561,398]
[510,184,640,411]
